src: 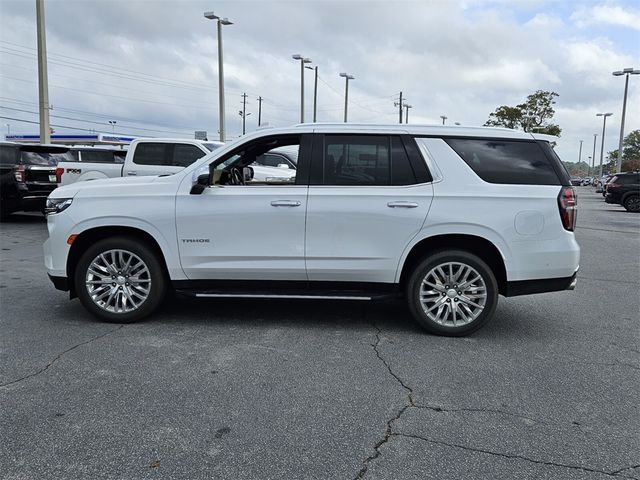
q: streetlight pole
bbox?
[204,12,233,142]
[108,120,116,133]
[440,115,447,125]
[596,113,613,178]
[36,0,51,144]
[339,73,354,123]
[292,54,312,123]
[578,140,583,164]
[305,65,318,122]
[404,104,412,124]
[612,67,640,173]
[257,96,262,126]
[591,134,597,176]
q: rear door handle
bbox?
[387,201,418,208]
[271,200,301,207]
[127,171,137,176]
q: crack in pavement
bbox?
[0,325,124,389]
[354,318,635,479]
[392,432,638,479]
[353,319,415,480]
[610,465,640,479]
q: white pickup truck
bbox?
[56,138,226,186]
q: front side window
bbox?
[80,150,121,164]
[213,135,300,185]
[445,138,560,185]
[132,143,168,166]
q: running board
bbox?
[191,292,373,300]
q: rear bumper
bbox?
[48,274,69,291]
[505,270,577,297]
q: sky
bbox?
[0,0,639,163]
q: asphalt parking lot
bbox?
[1,188,638,480]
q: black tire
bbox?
[623,195,640,213]
[406,250,498,336]
[74,236,166,323]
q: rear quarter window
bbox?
[132,143,168,166]
[80,150,124,164]
[444,138,561,185]
[20,150,77,166]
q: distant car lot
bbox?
[0,187,638,479]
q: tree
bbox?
[607,129,640,165]
[484,90,562,136]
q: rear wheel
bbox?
[406,250,498,336]
[74,237,166,323]
[623,195,640,212]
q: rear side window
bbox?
[133,143,168,166]
[611,174,639,184]
[0,145,19,165]
[444,138,560,185]
[80,150,122,164]
[321,135,419,186]
[172,144,205,167]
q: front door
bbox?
[175,134,311,281]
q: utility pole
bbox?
[394,92,403,123]
[36,0,51,144]
[240,93,248,135]
[440,115,448,125]
[257,96,262,126]
[404,104,412,124]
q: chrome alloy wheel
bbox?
[419,262,487,327]
[85,249,151,314]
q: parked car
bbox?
[602,175,615,196]
[1,142,77,218]
[255,146,298,170]
[570,176,582,186]
[44,124,579,336]
[57,138,294,186]
[604,172,640,212]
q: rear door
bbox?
[126,142,207,177]
[305,134,433,283]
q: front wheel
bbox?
[74,237,166,323]
[406,250,498,336]
[623,195,640,212]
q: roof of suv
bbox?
[290,123,553,140]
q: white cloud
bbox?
[571,3,640,30]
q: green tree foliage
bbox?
[484,90,562,136]
[562,161,591,176]
[607,129,640,164]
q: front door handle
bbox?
[271,200,301,207]
[127,171,137,176]
[387,201,418,208]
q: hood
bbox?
[50,174,173,199]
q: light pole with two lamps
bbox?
[292,54,312,123]
[204,11,233,142]
[612,67,640,173]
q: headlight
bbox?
[45,197,73,215]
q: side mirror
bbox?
[243,166,254,182]
[277,163,290,169]
[190,173,210,195]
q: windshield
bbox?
[20,150,78,166]
[203,143,223,151]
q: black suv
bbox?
[605,172,640,212]
[0,142,77,218]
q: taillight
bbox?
[607,182,620,189]
[55,167,64,184]
[13,164,25,182]
[558,186,577,231]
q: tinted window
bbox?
[173,144,205,167]
[324,135,390,185]
[20,150,77,166]
[0,145,19,165]
[391,137,417,185]
[612,174,639,184]
[445,139,560,185]
[80,150,122,164]
[133,143,167,166]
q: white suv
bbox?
[44,124,579,336]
